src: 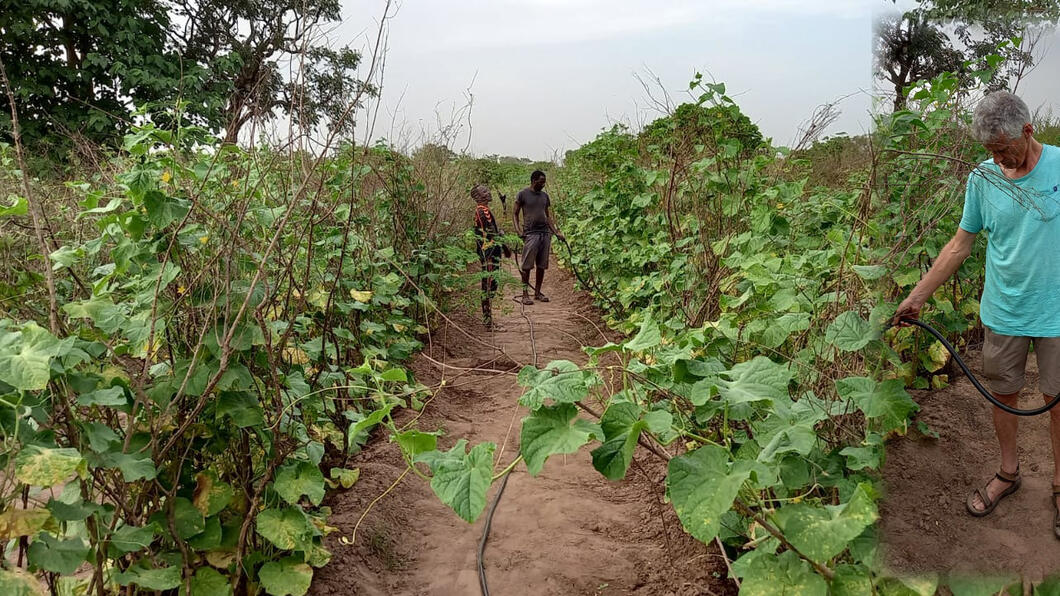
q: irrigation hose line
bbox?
[478,193,537,596]
[898,318,1060,416]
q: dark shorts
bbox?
[982,327,1060,396]
[521,232,551,271]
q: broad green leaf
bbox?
[184,567,232,596]
[716,356,792,406]
[173,497,205,539]
[840,432,884,471]
[836,377,919,434]
[274,461,326,506]
[666,445,750,543]
[825,311,879,351]
[517,360,594,410]
[738,550,828,596]
[216,391,265,428]
[772,484,878,564]
[193,471,233,516]
[346,403,394,442]
[114,566,181,591]
[77,386,128,408]
[831,564,873,596]
[96,449,157,482]
[306,544,333,568]
[379,368,408,383]
[946,574,1020,596]
[110,524,155,552]
[142,190,190,228]
[624,315,661,352]
[0,196,28,217]
[329,467,360,489]
[0,323,67,390]
[62,298,126,334]
[643,410,673,434]
[49,245,83,269]
[415,440,496,523]
[0,568,46,596]
[256,508,312,551]
[756,422,816,463]
[757,313,811,349]
[893,268,922,287]
[82,421,120,452]
[852,264,887,280]
[187,516,222,550]
[590,402,646,480]
[259,556,313,596]
[46,499,96,522]
[520,403,592,476]
[877,575,939,596]
[15,446,86,487]
[0,508,52,539]
[27,533,89,575]
[394,430,438,460]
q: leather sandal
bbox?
[966,467,1020,517]
[1052,485,1060,540]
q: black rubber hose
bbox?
[477,471,511,596]
[558,237,622,314]
[899,318,1060,416]
[478,228,535,595]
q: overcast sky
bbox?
[337,0,1060,160]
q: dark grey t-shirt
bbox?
[516,188,551,234]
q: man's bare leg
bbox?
[969,391,1021,512]
[1047,392,1060,513]
[534,268,546,300]
[519,269,533,304]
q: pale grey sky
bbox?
[338,1,1060,160]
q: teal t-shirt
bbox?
[959,143,1060,336]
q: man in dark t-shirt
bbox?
[513,170,564,304]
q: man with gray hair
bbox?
[895,91,1060,535]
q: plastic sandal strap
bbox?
[975,487,993,511]
[996,468,1019,483]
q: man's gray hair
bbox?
[972,91,1031,142]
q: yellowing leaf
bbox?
[349,290,373,302]
[0,508,51,539]
[0,568,46,595]
[161,171,172,183]
[15,446,86,487]
[282,347,309,365]
[925,340,949,373]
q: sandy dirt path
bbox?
[882,349,1060,582]
[310,267,733,596]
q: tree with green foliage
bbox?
[0,0,376,151]
[0,0,182,150]
[166,0,376,142]
[638,101,764,159]
[874,13,964,111]
[877,0,1060,111]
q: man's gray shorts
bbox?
[521,232,551,271]
[982,327,1060,396]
